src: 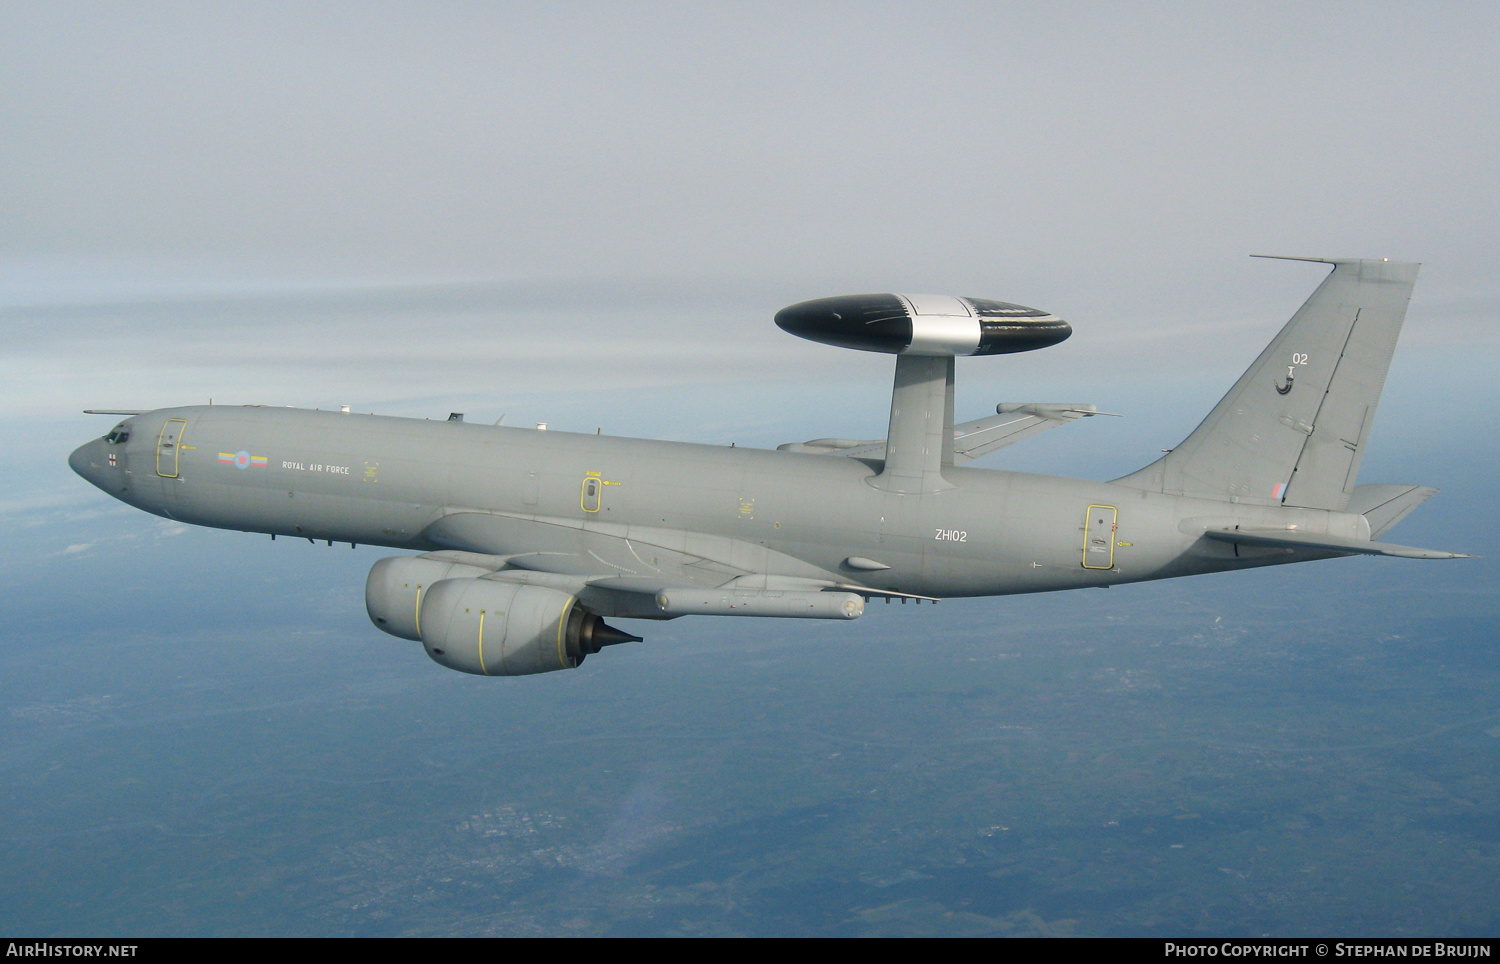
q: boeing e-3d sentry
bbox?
[69,257,1469,677]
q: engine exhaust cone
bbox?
[569,611,644,665]
[592,622,643,648]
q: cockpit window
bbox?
[104,424,130,444]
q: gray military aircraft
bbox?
[69,256,1468,677]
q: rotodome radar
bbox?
[774,293,1071,356]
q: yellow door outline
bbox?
[156,419,187,478]
[580,472,602,512]
[1082,504,1118,569]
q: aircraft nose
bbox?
[69,439,103,488]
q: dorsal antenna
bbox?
[774,294,1071,493]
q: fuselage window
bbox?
[105,426,130,444]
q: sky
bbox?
[2,1,1499,937]
[4,4,1499,405]
[4,0,1498,525]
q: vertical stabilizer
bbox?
[1116,258,1419,510]
[872,354,956,493]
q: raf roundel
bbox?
[773,293,1072,357]
[217,450,268,469]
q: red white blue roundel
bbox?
[217,450,268,469]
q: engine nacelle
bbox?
[365,554,494,641]
[417,579,639,676]
[365,555,641,676]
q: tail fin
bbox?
[1116,257,1419,510]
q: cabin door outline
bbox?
[156,419,187,478]
[1082,504,1118,570]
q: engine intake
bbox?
[365,554,493,641]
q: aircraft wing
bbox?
[777,403,1111,464]
[1203,527,1470,560]
[952,403,1111,463]
[421,509,934,620]
[774,436,888,459]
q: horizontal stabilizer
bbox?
[1203,527,1470,559]
[778,402,1108,464]
[1347,483,1438,538]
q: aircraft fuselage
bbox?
[70,404,1351,600]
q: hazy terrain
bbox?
[1,352,1494,936]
